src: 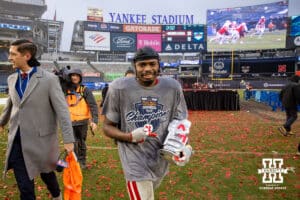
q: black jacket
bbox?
[279,82,299,109]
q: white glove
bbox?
[173,145,193,166]
[175,119,191,134]
[168,119,191,135]
[165,119,191,146]
[130,124,157,143]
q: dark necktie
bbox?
[21,73,28,80]
[20,73,28,95]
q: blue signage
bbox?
[211,58,231,78]
[84,21,122,32]
[111,32,136,52]
[0,23,31,31]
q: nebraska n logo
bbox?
[258,158,294,184]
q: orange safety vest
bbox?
[66,86,91,122]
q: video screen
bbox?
[206,1,288,51]
[290,15,300,36]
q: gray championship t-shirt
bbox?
[102,76,188,182]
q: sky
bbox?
[42,0,300,51]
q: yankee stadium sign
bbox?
[109,13,194,25]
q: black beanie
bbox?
[133,46,160,63]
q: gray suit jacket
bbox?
[0,67,75,180]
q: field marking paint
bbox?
[0,98,8,105]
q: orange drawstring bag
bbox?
[63,152,83,200]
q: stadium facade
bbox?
[0,0,63,58]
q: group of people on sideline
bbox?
[0,40,192,200]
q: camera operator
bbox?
[66,68,98,169]
[53,65,75,94]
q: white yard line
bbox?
[0,98,8,105]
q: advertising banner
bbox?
[123,24,161,33]
[0,19,32,31]
[239,57,296,74]
[83,21,123,32]
[162,42,205,52]
[87,8,103,22]
[98,53,126,62]
[111,32,136,52]
[211,58,232,79]
[108,23,123,32]
[290,15,300,36]
[137,34,161,52]
[82,72,101,77]
[84,31,110,51]
[286,36,300,49]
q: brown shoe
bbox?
[287,131,295,136]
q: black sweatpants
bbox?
[73,124,88,165]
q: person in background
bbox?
[100,69,135,108]
[66,68,98,169]
[125,68,135,77]
[278,75,299,136]
[100,83,109,107]
[102,46,192,199]
[244,82,253,100]
[0,39,74,200]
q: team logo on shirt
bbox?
[126,96,169,131]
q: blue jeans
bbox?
[284,107,298,132]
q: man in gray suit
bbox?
[0,39,75,200]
